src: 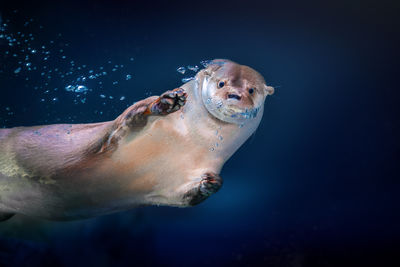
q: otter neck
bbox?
[179,78,263,163]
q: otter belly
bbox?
[0,116,221,220]
[96,116,220,208]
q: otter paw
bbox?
[199,173,223,196]
[184,172,223,206]
[151,88,187,115]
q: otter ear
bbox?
[264,85,274,95]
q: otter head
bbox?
[197,59,274,124]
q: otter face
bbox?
[199,59,274,124]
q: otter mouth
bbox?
[203,96,261,124]
[227,94,241,101]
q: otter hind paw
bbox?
[184,172,223,206]
[151,88,187,115]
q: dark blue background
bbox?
[0,0,399,266]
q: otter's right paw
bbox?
[150,88,187,115]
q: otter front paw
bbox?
[183,172,223,206]
[150,88,187,115]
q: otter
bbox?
[0,59,274,221]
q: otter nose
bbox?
[227,94,241,101]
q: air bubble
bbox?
[200,60,212,67]
[65,85,88,93]
[216,100,223,109]
[182,77,194,83]
[75,85,88,93]
[177,66,186,74]
[187,65,199,72]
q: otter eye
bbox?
[218,81,225,88]
[248,88,255,94]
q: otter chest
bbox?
[104,116,212,182]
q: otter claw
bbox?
[151,88,187,115]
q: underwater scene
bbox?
[0,0,399,266]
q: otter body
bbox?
[0,59,274,221]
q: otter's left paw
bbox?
[183,172,223,206]
[150,88,187,115]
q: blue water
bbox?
[0,1,399,266]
